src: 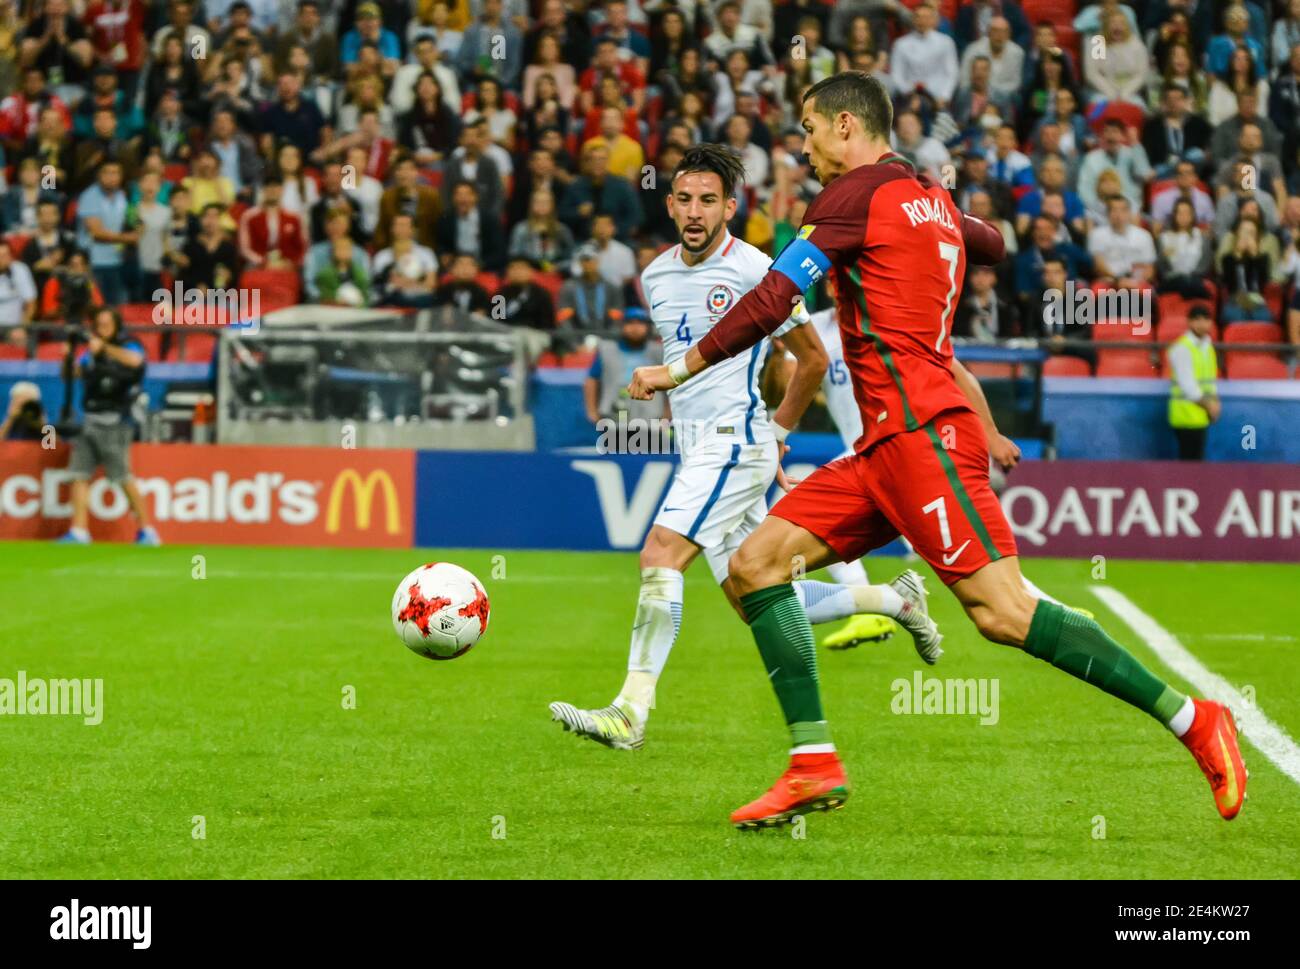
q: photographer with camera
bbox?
[55,307,161,546]
[1,382,46,441]
[0,242,37,343]
[38,247,104,325]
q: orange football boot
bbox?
[1180,699,1248,820]
[731,752,850,829]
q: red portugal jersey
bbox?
[698,152,1005,453]
[803,154,971,451]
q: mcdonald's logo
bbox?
[326,469,401,534]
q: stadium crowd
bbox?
[0,0,1295,381]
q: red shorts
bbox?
[770,408,1017,585]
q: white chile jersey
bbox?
[808,307,865,453]
[642,232,808,453]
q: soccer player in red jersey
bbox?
[628,72,1247,828]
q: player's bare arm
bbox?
[768,313,829,491]
[950,357,1020,471]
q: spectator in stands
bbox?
[986,123,1033,189]
[161,181,196,271]
[1151,158,1215,229]
[21,105,74,195]
[0,67,69,157]
[141,88,192,165]
[1016,213,1090,301]
[1166,303,1219,461]
[21,198,77,297]
[1088,196,1156,288]
[0,240,37,333]
[584,105,646,183]
[1082,9,1147,107]
[1078,118,1152,216]
[457,0,523,90]
[704,1,772,70]
[38,247,101,325]
[955,263,1018,342]
[1209,90,1280,167]
[507,187,574,272]
[377,155,442,251]
[274,0,339,80]
[584,307,664,426]
[891,2,958,112]
[1275,0,1300,65]
[238,178,306,271]
[1,381,45,441]
[956,55,1017,136]
[373,212,438,309]
[1217,215,1274,323]
[341,2,400,75]
[72,105,140,193]
[1208,43,1267,129]
[342,145,384,239]
[561,142,642,240]
[893,110,949,182]
[76,159,134,306]
[960,15,1023,101]
[182,148,237,232]
[1027,121,1079,188]
[1205,4,1265,79]
[1021,19,1076,92]
[309,162,362,244]
[443,114,507,217]
[583,212,636,289]
[1214,163,1279,235]
[1154,39,1208,116]
[1214,125,1286,204]
[141,31,203,123]
[496,256,556,332]
[306,210,372,306]
[1156,198,1213,300]
[177,203,238,293]
[1031,87,1091,165]
[954,150,1013,220]
[1035,255,1092,362]
[128,171,172,299]
[968,188,1017,257]
[74,64,143,140]
[2,156,52,235]
[435,252,491,316]
[1143,83,1211,178]
[208,108,263,205]
[435,180,505,274]
[150,0,209,59]
[1016,154,1087,239]
[623,241,659,310]
[20,0,92,106]
[398,71,461,166]
[406,0,463,60]
[1273,43,1300,141]
[559,242,623,332]
[259,70,326,158]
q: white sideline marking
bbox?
[1092,585,1300,787]
[48,566,627,583]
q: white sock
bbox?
[614,567,683,722]
[68,527,90,541]
[793,581,906,624]
[1021,576,1061,605]
[1167,696,1196,737]
[827,558,869,586]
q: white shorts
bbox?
[654,440,777,584]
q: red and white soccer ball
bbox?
[392,563,490,660]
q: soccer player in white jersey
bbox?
[549,145,942,751]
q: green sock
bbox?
[740,583,831,748]
[1024,600,1185,724]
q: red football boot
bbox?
[1180,699,1248,820]
[730,752,850,829]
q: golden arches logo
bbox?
[325,469,400,534]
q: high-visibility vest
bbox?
[1168,332,1218,429]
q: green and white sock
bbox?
[793,580,905,624]
[1024,600,1188,732]
[741,583,833,752]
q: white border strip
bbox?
[1092,585,1300,786]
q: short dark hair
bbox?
[1188,303,1213,320]
[671,142,746,198]
[802,71,892,140]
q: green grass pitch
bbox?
[2,542,1297,879]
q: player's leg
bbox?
[56,431,99,543]
[724,456,893,827]
[549,525,697,750]
[881,409,1246,819]
[108,426,161,545]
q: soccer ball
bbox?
[392,563,490,660]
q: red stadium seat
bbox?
[1156,318,1192,343]
[1092,317,1153,341]
[35,341,68,361]
[7,233,28,258]
[131,328,166,362]
[1263,282,1284,322]
[475,271,500,294]
[561,348,596,369]
[1042,355,1091,376]
[1022,0,1078,27]
[120,303,158,326]
[533,270,564,301]
[964,362,1017,379]
[1096,349,1159,377]
[0,342,27,360]
[241,268,301,305]
[1222,322,1282,345]
[1091,101,1147,137]
[180,332,217,363]
[1226,353,1289,379]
